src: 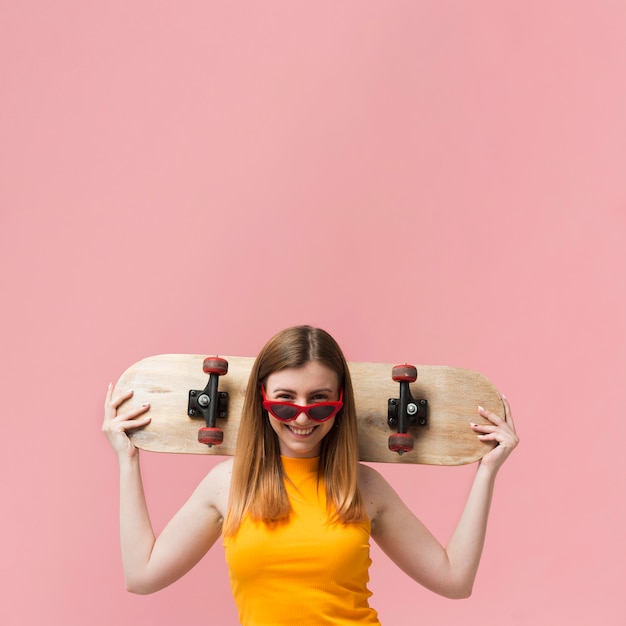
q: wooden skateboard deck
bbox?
[114,354,504,465]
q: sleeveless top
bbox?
[223,455,381,625]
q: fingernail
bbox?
[478,405,485,412]
[142,403,150,408]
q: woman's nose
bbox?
[293,409,311,424]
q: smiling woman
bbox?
[102,325,518,625]
[224,327,367,535]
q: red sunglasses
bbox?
[261,386,344,423]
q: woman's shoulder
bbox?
[358,463,394,526]
[213,456,235,473]
[357,461,387,485]
[357,461,380,483]
[206,456,234,488]
[193,457,233,514]
[357,463,396,508]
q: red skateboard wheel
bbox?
[388,433,414,454]
[203,357,228,376]
[198,427,224,446]
[392,364,417,383]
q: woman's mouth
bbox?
[286,425,316,437]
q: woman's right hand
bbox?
[102,384,151,460]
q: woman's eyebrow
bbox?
[271,387,333,394]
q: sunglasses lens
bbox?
[269,404,299,421]
[308,405,337,421]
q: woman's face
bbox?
[264,360,341,458]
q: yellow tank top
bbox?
[223,456,380,626]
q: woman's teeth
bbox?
[288,425,315,436]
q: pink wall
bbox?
[2,2,624,624]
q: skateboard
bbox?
[114,354,504,465]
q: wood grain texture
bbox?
[115,354,503,465]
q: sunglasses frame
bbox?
[261,386,344,423]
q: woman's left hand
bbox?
[471,395,519,472]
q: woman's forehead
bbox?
[266,361,339,390]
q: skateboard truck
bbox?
[387,364,428,454]
[188,357,229,447]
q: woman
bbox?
[103,325,518,625]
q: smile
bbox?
[286,425,317,436]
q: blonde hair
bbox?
[223,326,367,536]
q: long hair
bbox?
[223,326,367,536]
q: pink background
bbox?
[1,2,624,624]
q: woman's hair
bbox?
[223,325,367,536]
